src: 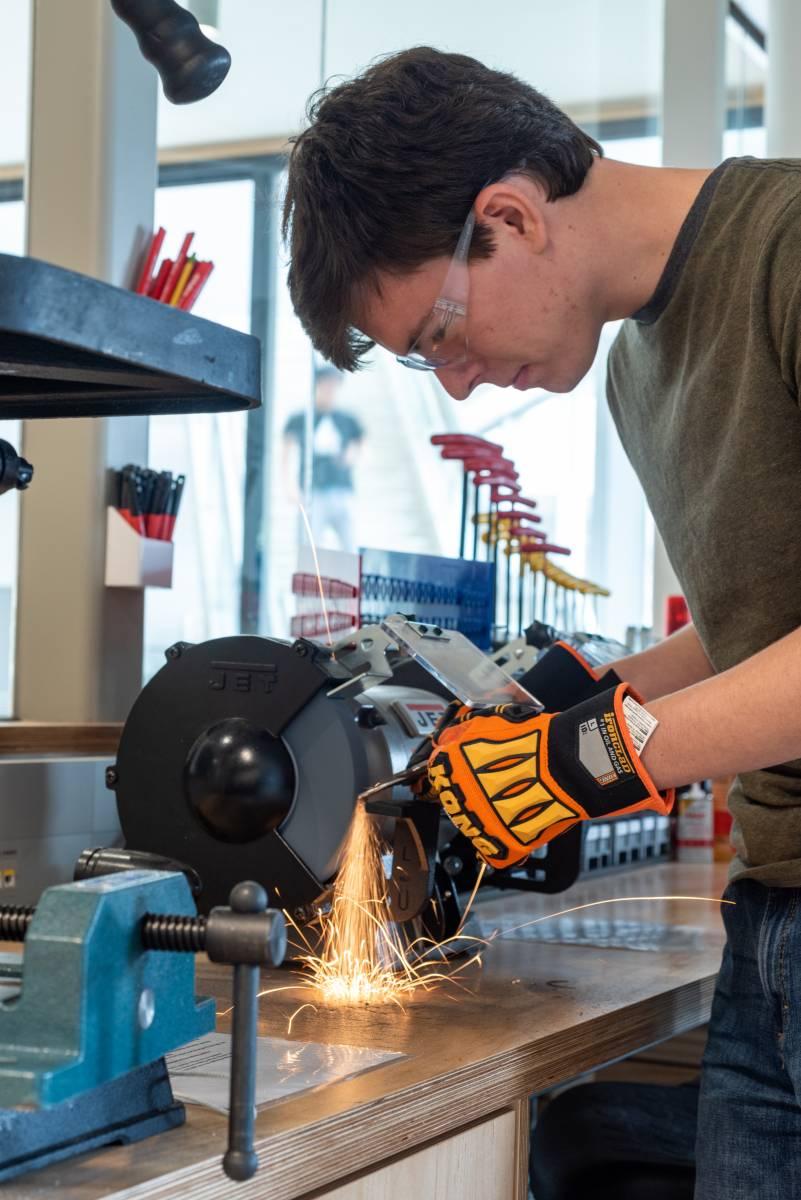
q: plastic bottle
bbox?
[676,781,714,864]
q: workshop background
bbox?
[0,1,790,1195]
[0,0,769,720]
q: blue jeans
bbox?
[696,879,801,1198]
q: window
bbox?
[724,4,766,158]
[143,167,261,679]
[0,0,31,172]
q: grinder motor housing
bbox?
[111,632,455,922]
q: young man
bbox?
[284,46,801,1196]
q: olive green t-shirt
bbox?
[607,156,801,887]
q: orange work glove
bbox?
[426,683,674,870]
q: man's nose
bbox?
[435,360,478,401]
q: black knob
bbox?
[165,641,193,661]
[110,0,231,104]
[0,440,33,496]
[230,880,268,913]
[184,718,295,844]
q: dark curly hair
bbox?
[283,46,602,370]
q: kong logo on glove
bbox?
[428,723,584,868]
[427,759,508,862]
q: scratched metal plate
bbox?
[481,914,704,952]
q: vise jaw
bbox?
[0,869,214,1108]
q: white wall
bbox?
[325,0,664,115]
[0,0,31,165]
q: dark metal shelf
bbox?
[0,254,261,419]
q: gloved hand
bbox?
[426,683,673,869]
[518,640,621,711]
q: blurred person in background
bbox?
[282,365,364,552]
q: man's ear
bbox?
[474,180,548,253]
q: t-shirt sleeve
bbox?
[338,413,364,443]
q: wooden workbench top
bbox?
[5,862,730,1200]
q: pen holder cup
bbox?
[105,506,174,588]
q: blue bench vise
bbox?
[0,866,285,1183]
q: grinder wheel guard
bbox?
[113,635,437,914]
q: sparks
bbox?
[488,893,736,941]
[298,501,335,653]
[293,804,484,1006]
[259,807,485,1020]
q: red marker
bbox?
[178,260,214,311]
[158,233,194,302]
[134,226,166,295]
[148,258,172,299]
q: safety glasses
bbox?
[396,209,476,372]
